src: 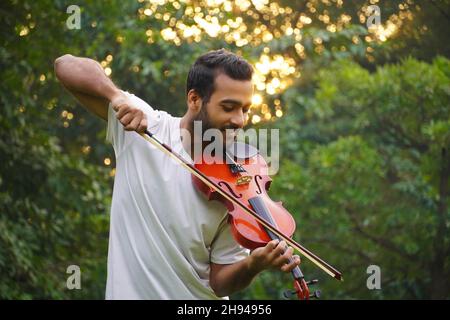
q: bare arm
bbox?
[54,54,121,120]
[210,240,300,297]
[54,54,147,132]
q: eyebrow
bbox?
[220,99,252,108]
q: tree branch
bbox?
[308,236,373,263]
[344,206,416,263]
[429,0,450,22]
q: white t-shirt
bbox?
[105,91,249,300]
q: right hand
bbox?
[110,92,148,133]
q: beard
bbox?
[193,103,215,134]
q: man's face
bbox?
[194,72,253,145]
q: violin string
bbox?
[140,131,342,281]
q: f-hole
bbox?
[218,181,243,199]
[255,175,264,194]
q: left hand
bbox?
[248,239,301,273]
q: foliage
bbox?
[246,57,450,299]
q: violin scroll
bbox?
[283,279,321,300]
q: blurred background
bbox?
[1,0,449,299]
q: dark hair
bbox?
[186,49,253,105]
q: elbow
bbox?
[54,54,73,66]
[209,280,229,298]
[54,54,73,80]
[211,286,228,298]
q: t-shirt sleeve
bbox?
[210,218,250,264]
[106,90,161,158]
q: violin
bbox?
[141,130,342,300]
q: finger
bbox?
[136,117,148,133]
[125,115,142,131]
[265,239,280,252]
[112,103,121,112]
[270,240,287,259]
[119,112,134,127]
[280,255,300,273]
[273,246,294,267]
[115,104,131,118]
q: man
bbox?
[54,49,300,299]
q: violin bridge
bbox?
[236,174,252,185]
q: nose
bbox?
[230,109,245,129]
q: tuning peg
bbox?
[282,289,296,299]
[306,279,319,286]
[309,290,321,299]
[282,289,304,299]
[282,288,321,300]
[282,280,320,300]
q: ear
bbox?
[187,89,202,113]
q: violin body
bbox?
[193,149,296,250]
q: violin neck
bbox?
[291,264,304,281]
[247,196,279,236]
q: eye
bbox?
[222,105,234,112]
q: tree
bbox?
[259,57,449,299]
